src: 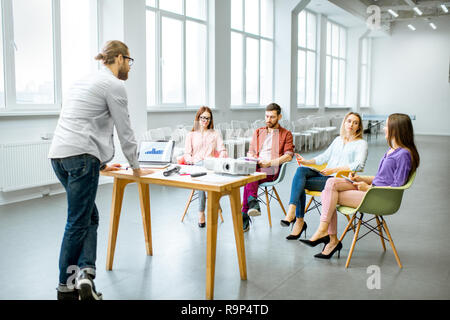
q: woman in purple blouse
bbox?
[299,113,420,259]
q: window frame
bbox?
[0,0,99,114]
[230,0,274,109]
[146,0,209,109]
[325,19,347,108]
[360,37,371,108]
[297,9,317,108]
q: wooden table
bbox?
[101,168,266,300]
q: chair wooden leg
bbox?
[345,213,363,268]
[304,196,314,213]
[181,190,195,222]
[272,186,287,216]
[381,217,402,268]
[218,204,224,223]
[345,215,356,233]
[264,187,272,227]
[375,216,386,251]
[339,213,357,243]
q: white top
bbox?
[48,68,140,169]
[259,132,273,162]
[313,136,368,172]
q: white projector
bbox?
[204,157,257,175]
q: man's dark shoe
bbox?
[242,213,251,232]
[247,196,261,217]
[77,269,103,300]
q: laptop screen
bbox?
[138,140,174,163]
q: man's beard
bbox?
[267,121,278,128]
[118,64,129,80]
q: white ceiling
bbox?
[305,0,367,27]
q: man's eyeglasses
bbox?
[123,55,134,66]
[199,116,211,121]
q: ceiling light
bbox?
[388,9,399,17]
[413,7,423,15]
[407,24,416,30]
[441,4,449,13]
[429,22,437,29]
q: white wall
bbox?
[370,16,450,136]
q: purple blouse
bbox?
[372,148,412,187]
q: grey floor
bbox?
[0,135,449,300]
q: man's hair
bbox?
[266,103,281,115]
[94,40,129,65]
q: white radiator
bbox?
[0,141,58,192]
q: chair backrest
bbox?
[270,162,289,184]
[356,171,417,216]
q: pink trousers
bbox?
[320,178,367,235]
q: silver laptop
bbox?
[138,140,175,169]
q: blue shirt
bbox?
[372,148,412,187]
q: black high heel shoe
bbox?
[286,222,307,240]
[280,217,296,227]
[299,235,330,247]
[314,242,342,259]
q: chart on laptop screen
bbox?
[138,141,173,162]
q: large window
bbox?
[146,0,208,108]
[0,0,98,111]
[360,37,371,107]
[325,20,346,107]
[0,9,5,108]
[231,0,274,107]
[297,9,317,107]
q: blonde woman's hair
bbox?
[339,112,363,140]
[94,40,129,65]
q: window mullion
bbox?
[157,10,162,105]
[257,0,261,105]
[182,16,186,107]
[2,0,17,108]
[52,0,62,108]
[242,34,246,105]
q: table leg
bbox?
[206,191,220,300]
[138,183,152,256]
[106,177,132,271]
[229,188,247,281]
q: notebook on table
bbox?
[138,140,175,169]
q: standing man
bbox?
[242,103,294,232]
[49,40,152,300]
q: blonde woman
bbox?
[282,112,368,240]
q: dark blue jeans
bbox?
[51,154,100,286]
[289,166,332,218]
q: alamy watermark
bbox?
[66,265,80,290]
[366,5,381,31]
[366,265,381,290]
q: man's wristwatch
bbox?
[100,164,107,171]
